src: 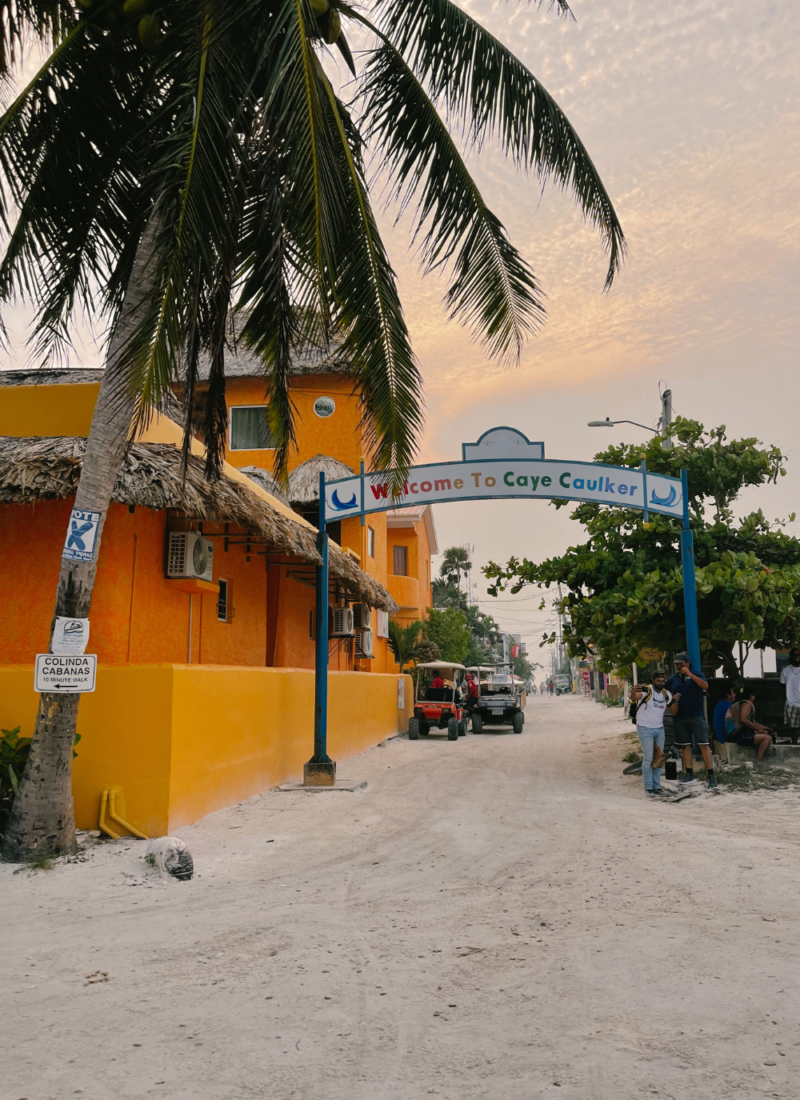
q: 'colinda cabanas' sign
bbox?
[324,427,683,521]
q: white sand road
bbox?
[3,694,800,1100]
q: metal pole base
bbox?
[303,760,337,787]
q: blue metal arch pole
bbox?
[305,470,336,785]
[679,467,702,672]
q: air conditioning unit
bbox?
[330,606,354,637]
[167,532,214,582]
[376,610,389,639]
[353,602,371,630]
[355,628,374,659]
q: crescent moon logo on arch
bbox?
[331,489,357,510]
[650,485,678,508]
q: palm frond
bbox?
[360,38,543,362]
[318,76,423,481]
[378,0,625,287]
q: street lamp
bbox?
[587,417,658,432]
[587,388,674,448]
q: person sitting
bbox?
[465,673,480,710]
[427,672,444,701]
[725,690,775,767]
[713,682,737,744]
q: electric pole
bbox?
[660,387,673,449]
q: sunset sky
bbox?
[391,0,799,666]
[3,0,798,668]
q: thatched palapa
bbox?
[289,454,355,505]
[0,437,397,613]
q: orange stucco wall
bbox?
[0,666,413,835]
[0,500,269,667]
[224,374,366,474]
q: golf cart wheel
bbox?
[458,719,466,737]
[408,718,420,741]
[512,712,524,734]
[471,713,483,734]
[419,721,429,736]
[447,718,458,741]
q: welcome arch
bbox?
[304,428,699,783]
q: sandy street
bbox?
[3,694,800,1100]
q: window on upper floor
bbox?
[368,526,375,558]
[393,545,408,576]
[230,406,275,450]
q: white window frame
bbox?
[229,405,276,451]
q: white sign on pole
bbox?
[62,508,102,563]
[34,654,97,693]
[51,617,90,656]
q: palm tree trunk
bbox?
[1,217,161,862]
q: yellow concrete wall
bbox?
[0,383,99,437]
[0,666,413,836]
[0,666,174,837]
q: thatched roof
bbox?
[0,437,396,612]
[289,454,355,504]
[239,465,291,507]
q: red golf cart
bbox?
[408,661,467,741]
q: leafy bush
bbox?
[0,727,31,836]
[1,728,80,836]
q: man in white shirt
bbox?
[780,648,800,745]
[631,671,680,799]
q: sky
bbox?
[3,0,799,673]
[392,0,799,671]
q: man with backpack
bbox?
[630,671,679,799]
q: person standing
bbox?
[631,671,678,798]
[666,652,717,790]
[779,648,800,745]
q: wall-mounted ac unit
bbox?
[167,532,214,581]
[353,602,371,630]
[376,610,389,639]
[355,628,374,659]
[330,607,354,637]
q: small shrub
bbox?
[623,751,641,764]
[1,727,80,836]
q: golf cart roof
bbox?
[416,661,466,671]
[465,666,495,673]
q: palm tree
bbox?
[439,546,473,596]
[431,576,464,610]
[387,619,439,673]
[0,0,623,859]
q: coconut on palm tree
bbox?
[0,0,624,860]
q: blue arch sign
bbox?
[325,456,682,520]
[306,427,698,784]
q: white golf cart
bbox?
[465,663,524,734]
[408,661,467,741]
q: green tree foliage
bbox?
[484,418,800,678]
[423,608,471,665]
[387,619,439,672]
[432,576,464,610]
[512,653,539,682]
[0,0,623,482]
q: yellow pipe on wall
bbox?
[107,788,148,839]
[98,789,120,840]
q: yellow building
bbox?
[0,353,434,834]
